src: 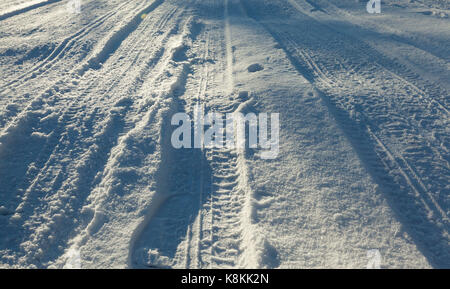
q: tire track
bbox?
[282,34,449,223]
[0,0,133,93]
[196,0,262,268]
[80,0,165,73]
[181,26,213,269]
[224,0,234,94]
[367,126,448,222]
[204,140,245,268]
[0,0,145,132]
[0,4,185,266]
[194,0,253,268]
[0,0,62,22]
[317,0,450,66]
[289,0,449,117]
[129,15,212,269]
[0,0,166,135]
[10,5,181,222]
[240,0,449,267]
[255,1,449,222]
[283,21,448,222]
[130,0,264,268]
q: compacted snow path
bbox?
[131,0,264,269]
[0,0,448,268]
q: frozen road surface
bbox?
[0,0,448,268]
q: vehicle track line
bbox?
[0,0,62,22]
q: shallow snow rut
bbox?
[0,0,62,22]
[131,0,266,269]
[0,0,190,267]
[0,2,180,214]
[61,14,199,269]
[1,0,447,269]
[241,0,448,267]
[0,0,132,92]
[274,28,449,223]
[200,0,250,269]
[0,0,152,131]
[208,149,242,266]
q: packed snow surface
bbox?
[0,0,448,268]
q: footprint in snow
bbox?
[247,63,264,73]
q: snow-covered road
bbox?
[0,0,448,268]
